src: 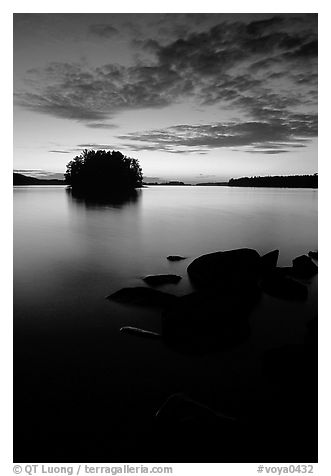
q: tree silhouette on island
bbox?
[65,149,143,197]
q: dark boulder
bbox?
[308,250,318,260]
[260,249,279,273]
[292,255,318,278]
[161,287,259,354]
[261,345,305,387]
[167,255,186,261]
[154,393,241,461]
[142,274,182,286]
[261,269,308,301]
[187,248,261,289]
[106,287,177,307]
[155,393,235,426]
[273,266,294,277]
[304,317,318,362]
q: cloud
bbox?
[14,169,65,179]
[89,24,119,38]
[245,16,285,35]
[15,61,188,121]
[14,168,44,175]
[15,14,317,135]
[246,149,290,154]
[76,143,117,149]
[85,122,118,129]
[16,90,108,121]
[286,39,318,58]
[118,113,317,154]
[49,149,70,153]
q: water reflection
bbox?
[66,186,141,209]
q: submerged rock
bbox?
[260,249,279,273]
[304,317,318,356]
[154,393,240,460]
[106,287,177,307]
[155,393,235,425]
[261,345,304,384]
[115,285,259,354]
[187,248,261,289]
[142,274,182,286]
[120,326,161,339]
[261,270,308,301]
[167,255,186,261]
[161,287,259,354]
[292,255,318,278]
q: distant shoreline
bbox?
[228,174,318,188]
[13,173,66,186]
[144,174,318,188]
[14,172,318,189]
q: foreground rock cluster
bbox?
[107,247,317,354]
[105,247,318,461]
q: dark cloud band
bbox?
[118,114,317,154]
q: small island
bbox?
[64,149,143,196]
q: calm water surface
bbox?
[13,185,318,461]
[14,185,317,329]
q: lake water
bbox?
[13,185,318,462]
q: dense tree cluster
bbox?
[65,149,143,193]
[228,174,318,188]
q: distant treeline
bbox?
[143,181,191,186]
[228,174,318,188]
[13,173,65,185]
[196,182,229,186]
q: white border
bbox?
[3,2,329,475]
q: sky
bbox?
[13,13,318,182]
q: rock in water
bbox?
[106,287,177,307]
[120,326,161,339]
[187,248,261,289]
[142,274,182,286]
[161,287,259,354]
[154,393,240,460]
[260,249,279,273]
[167,255,186,261]
[155,393,235,425]
[273,266,294,277]
[292,255,318,278]
[261,269,308,301]
[308,250,318,260]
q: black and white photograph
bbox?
[11,8,320,468]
